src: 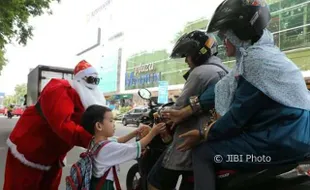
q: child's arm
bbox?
[95,123,166,167]
[117,124,151,143]
[117,130,138,143]
[139,123,165,149]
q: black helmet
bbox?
[170,30,218,64]
[207,0,271,42]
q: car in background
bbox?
[122,107,148,126]
[12,106,24,117]
[0,105,5,115]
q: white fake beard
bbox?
[69,79,106,109]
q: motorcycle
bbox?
[7,110,13,119]
[126,88,175,190]
[126,89,310,190]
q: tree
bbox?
[14,83,27,101]
[3,95,15,107]
[0,0,59,74]
[3,83,27,107]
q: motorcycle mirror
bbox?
[138,89,151,100]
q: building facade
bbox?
[217,0,310,69]
[77,0,310,107]
[123,0,310,95]
[124,18,209,96]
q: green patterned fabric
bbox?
[90,177,114,190]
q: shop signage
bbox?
[158,81,169,104]
[134,63,155,75]
[113,94,133,99]
[86,0,112,22]
[125,72,161,88]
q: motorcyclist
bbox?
[7,104,14,119]
[147,30,229,190]
[163,0,310,190]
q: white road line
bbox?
[0,146,7,151]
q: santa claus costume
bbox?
[3,60,106,190]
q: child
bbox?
[80,104,166,190]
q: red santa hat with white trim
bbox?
[73,60,97,79]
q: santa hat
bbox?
[73,60,97,79]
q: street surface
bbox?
[0,116,138,189]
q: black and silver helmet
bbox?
[207,0,271,42]
[170,30,218,64]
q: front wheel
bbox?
[122,119,128,126]
[126,163,142,190]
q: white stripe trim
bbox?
[6,138,51,171]
[136,141,142,158]
[74,66,97,80]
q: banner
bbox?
[158,81,169,104]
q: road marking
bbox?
[0,146,7,151]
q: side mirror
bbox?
[138,89,151,100]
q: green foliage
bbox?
[119,106,132,114]
[3,95,14,107]
[3,83,27,107]
[0,0,59,74]
[14,83,27,100]
[0,49,6,75]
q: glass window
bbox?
[268,14,280,32]
[307,3,310,25]
[280,5,305,30]
[273,33,280,47]
[279,25,310,51]
[134,109,143,113]
[269,1,281,12]
[280,0,309,9]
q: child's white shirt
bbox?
[92,139,142,181]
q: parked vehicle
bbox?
[122,107,149,126]
[12,106,24,117]
[0,105,5,115]
[26,65,73,106]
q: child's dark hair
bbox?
[81,105,112,135]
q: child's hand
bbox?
[151,123,166,135]
[136,124,151,138]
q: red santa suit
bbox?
[3,60,106,190]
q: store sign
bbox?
[125,72,161,88]
[134,63,155,75]
[158,81,169,104]
[113,94,133,99]
[86,0,112,22]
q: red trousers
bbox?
[3,150,62,190]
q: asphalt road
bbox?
[0,116,138,189]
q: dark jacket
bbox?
[199,76,310,165]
